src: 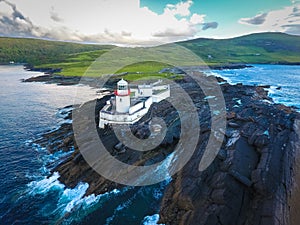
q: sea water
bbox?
[0,65,166,225]
[209,64,300,110]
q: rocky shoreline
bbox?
[31,73,299,225]
[22,63,252,86]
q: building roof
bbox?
[117,78,128,86]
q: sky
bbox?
[0,0,299,46]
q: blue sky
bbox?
[0,0,299,45]
[141,0,298,38]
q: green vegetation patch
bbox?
[178,32,300,64]
[1,33,300,78]
[36,50,109,76]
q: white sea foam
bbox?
[60,182,89,213]
[153,152,175,183]
[105,188,136,224]
[30,142,47,152]
[203,70,233,84]
[27,169,126,223]
[58,119,73,125]
[142,214,164,225]
[57,107,73,118]
[63,187,123,214]
[27,172,65,195]
[28,138,74,172]
[267,86,277,95]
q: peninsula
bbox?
[33,74,300,225]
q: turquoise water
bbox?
[210,64,300,110]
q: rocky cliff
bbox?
[35,75,300,225]
[159,82,300,225]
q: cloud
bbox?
[190,13,205,25]
[239,13,268,25]
[0,0,39,37]
[238,4,300,35]
[164,0,193,17]
[202,22,218,30]
[282,24,300,35]
[0,0,217,46]
[50,7,64,22]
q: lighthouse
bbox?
[99,78,170,128]
[115,79,130,113]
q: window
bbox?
[119,85,127,90]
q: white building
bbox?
[99,79,170,128]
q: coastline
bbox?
[28,70,300,225]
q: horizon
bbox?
[0,0,300,46]
[1,31,298,47]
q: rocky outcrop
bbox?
[158,82,300,225]
[35,75,300,225]
[23,74,81,86]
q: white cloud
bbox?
[164,0,193,17]
[238,4,300,35]
[0,0,217,46]
[190,13,205,25]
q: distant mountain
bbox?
[178,32,300,65]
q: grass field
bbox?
[1,32,300,78]
[178,32,300,64]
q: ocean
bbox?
[0,65,165,225]
[0,64,299,224]
[209,64,300,110]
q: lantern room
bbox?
[115,79,130,96]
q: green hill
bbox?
[178,32,300,65]
[0,37,114,66]
[0,33,300,77]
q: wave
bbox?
[142,214,164,225]
[105,187,136,224]
[27,172,65,195]
[203,70,234,84]
[56,106,73,118]
[58,119,72,125]
[104,181,168,225]
[26,140,74,173]
[26,171,127,224]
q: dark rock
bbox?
[217,149,227,161]
[159,67,186,74]
[31,74,300,225]
[229,170,253,187]
[254,134,270,148]
[211,189,226,204]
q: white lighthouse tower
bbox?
[99,78,170,128]
[115,79,130,113]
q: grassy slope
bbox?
[116,61,180,81]
[178,32,300,64]
[0,37,114,76]
[1,33,300,77]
